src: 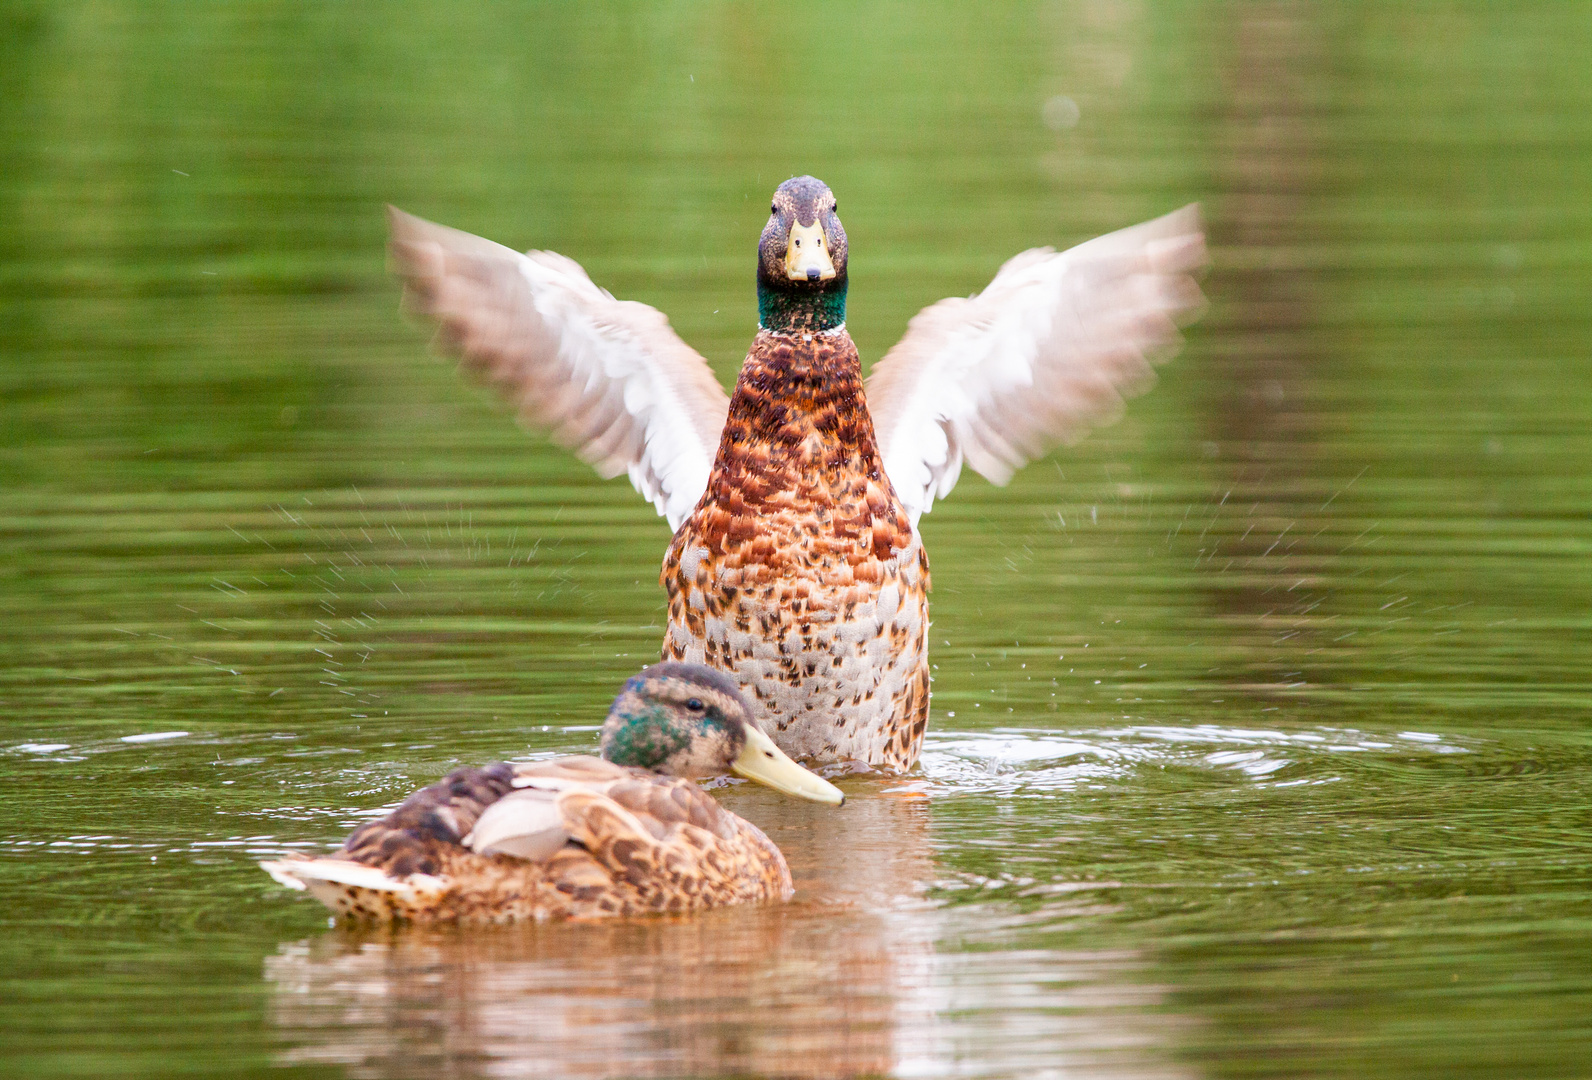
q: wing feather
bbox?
[867,204,1207,523]
[462,789,570,861]
[387,207,730,530]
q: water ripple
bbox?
[914,723,1471,796]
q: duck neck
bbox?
[757,279,847,333]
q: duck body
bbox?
[262,663,843,924]
[263,757,791,923]
[664,326,929,770]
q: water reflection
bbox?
[268,912,901,1079]
[1200,0,1338,693]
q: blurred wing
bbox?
[387,206,730,530]
[866,204,1207,524]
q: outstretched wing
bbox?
[387,207,730,530]
[865,204,1207,525]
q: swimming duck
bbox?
[387,180,1205,771]
[261,663,843,923]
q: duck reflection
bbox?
[265,783,935,1080]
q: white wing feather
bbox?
[462,789,570,862]
[387,207,730,530]
[866,204,1208,524]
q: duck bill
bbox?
[784,220,837,281]
[732,724,845,805]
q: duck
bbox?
[260,662,844,923]
[386,178,1206,772]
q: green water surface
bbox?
[4,2,1592,1077]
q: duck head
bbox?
[757,175,848,334]
[601,661,845,804]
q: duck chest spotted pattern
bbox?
[662,328,930,771]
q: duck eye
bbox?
[685,698,705,713]
[771,204,777,214]
[793,238,800,247]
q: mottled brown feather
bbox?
[342,763,517,877]
[663,329,929,771]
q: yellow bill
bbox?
[784,220,837,281]
[732,724,845,805]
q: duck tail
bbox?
[260,857,449,919]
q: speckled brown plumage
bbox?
[340,762,517,878]
[264,757,792,925]
[663,327,930,771]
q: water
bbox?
[4,2,1592,1076]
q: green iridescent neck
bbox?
[758,281,847,333]
[602,705,735,771]
[603,706,689,769]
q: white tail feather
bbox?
[259,858,450,905]
[260,859,309,891]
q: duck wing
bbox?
[556,776,793,908]
[387,207,730,530]
[468,763,791,909]
[865,204,1207,525]
[461,757,633,861]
